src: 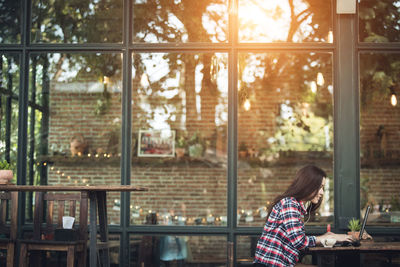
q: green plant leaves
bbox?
[0,160,11,170]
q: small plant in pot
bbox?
[0,160,14,184]
[188,131,205,158]
[390,195,400,223]
[347,218,361,239]
[175,135,187,159]
[239,142,248,158]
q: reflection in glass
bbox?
[360,53,400,225]
[0,1,21,43]
[238,0,332,43]
[237,52,333,226]
[0,53,20,182]
[130,52,228,226]
[133,0,228,43]
[359,0,400,42]
[237,235,261,264]
[108,234,121,265]
[28,53,122,224]
[31,0,123,43]
[130,235,227,266]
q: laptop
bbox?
[335,205,371,247]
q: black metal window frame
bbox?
[1,0,399,266]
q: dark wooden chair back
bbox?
[19,191,88,267]
[0,191,18,267]
[33,192,88,241]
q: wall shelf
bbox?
[38,155,223,167]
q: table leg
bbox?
[90,192,98,267]
[97,191,110,267]
[335,252,360,267]
[317,253,335,267]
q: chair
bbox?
[19,191,89,267]
[0,191,18,267]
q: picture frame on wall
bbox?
[138,129,175,157]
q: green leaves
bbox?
[0,160,11,170]
[347,218,361,232]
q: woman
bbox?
[253,165,353,267]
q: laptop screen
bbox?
[358,205,371,240]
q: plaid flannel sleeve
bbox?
[281,198,315,250]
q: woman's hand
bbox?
[315,232,355,245]
[330,233,355,242]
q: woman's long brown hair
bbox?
[267,165,326,219]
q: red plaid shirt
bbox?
[254,197,316,267]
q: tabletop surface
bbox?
[307,241,400,252]
[0,184,148,192]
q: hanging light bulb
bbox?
[317,72,325,86]
[244,99,251,111]
[391,92,397,106]
[328,31,333,43]
[103,76,109,85]
[310,81,317,93]
[390,86,397,106]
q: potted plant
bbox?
[188,131,205,158]
[175,135,187,158]
[390,195,400,223]
[239,141,248,158]
[347,218,361,239]
[0,160,14,184]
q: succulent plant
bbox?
[347,218,361,232]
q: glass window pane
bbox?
[238,0,333,43]
[31,0,123,43]
[133,0,228,43]
[360,52,400,226]
[109,234,121,265]
[130,52,228,226]
[0,53,20,182]
[359,0,400,43]
[28,52,122,224]
[237,235,261,265]
[237,52,334,226]
[0,0,21,44]
[130,235,227,266]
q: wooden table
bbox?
[0,185,147,267]
[306,241,400,267]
